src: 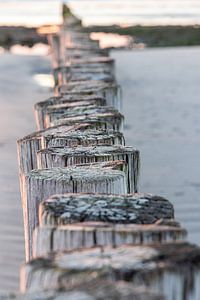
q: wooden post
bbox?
[44,106,124,131]
[36,145,140,193]
[34,95,106,130]
[54,80,122,112]
[17,127,125,175]
[21,243,200,300]
[3,281,164,299]
[54,67,115,86]
[38,193,174,227]
[22,161,128,261]
[33,222,186,257]
[53,57,115,86]
[64,47,109,61]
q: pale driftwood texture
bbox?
[54,80,122,112]
[34,95,106,130]
[61,39,100,51]
[46,130,124,148]
[17,124,87,175]
[48,34,64,69]
[54,68,114,86]
[63,47,109,61]
[62,32,100,49]
[17,126,124,175]
[53,57,115,86]
[38,101,111,131]
[1,281,164,300]
[22,162,128,261]
[48,27,100,67]
[44,105,123,125]
[51,30,100,58]
[45,106,124,132]
[49,115,123,132]
[39,193,174,227]
[37,145,140,193]
[48,36,109,68]
[62,31,98,45]
[21,243,200,300]
[33,221,186,257]
[39,99,107,127]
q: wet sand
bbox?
[112,46,200,245]
[1,46,200,291]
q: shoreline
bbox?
[87,25,200,48]
[0,26,47,48]
[2,25,200,49]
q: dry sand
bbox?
[1,46,200,292]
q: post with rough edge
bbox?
[32,193,186,257]
[21,243,200,300]
[22,162,128,261]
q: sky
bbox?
[1,0,200,26]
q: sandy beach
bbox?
[1,46,200,291]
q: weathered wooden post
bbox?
[21,243,200,300]
[44,106,124,131]
[33,222,186,257]
[34,95,106,130]
[38,193,175,227]
[17,126,125,175]
[38,104,115,130]
[54,80,122,112]
[54,67,115,86]
[53,57,115,86]
[22,161,128,261]
[36,145,140,193]
[46,129,124,147]
[32,192,186,257]
[64,47,109,61]
[1,281,165,299]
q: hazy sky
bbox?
[1,0,200,26]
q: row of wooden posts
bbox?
[3,5,200,300]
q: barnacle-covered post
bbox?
[32,193,186,257]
